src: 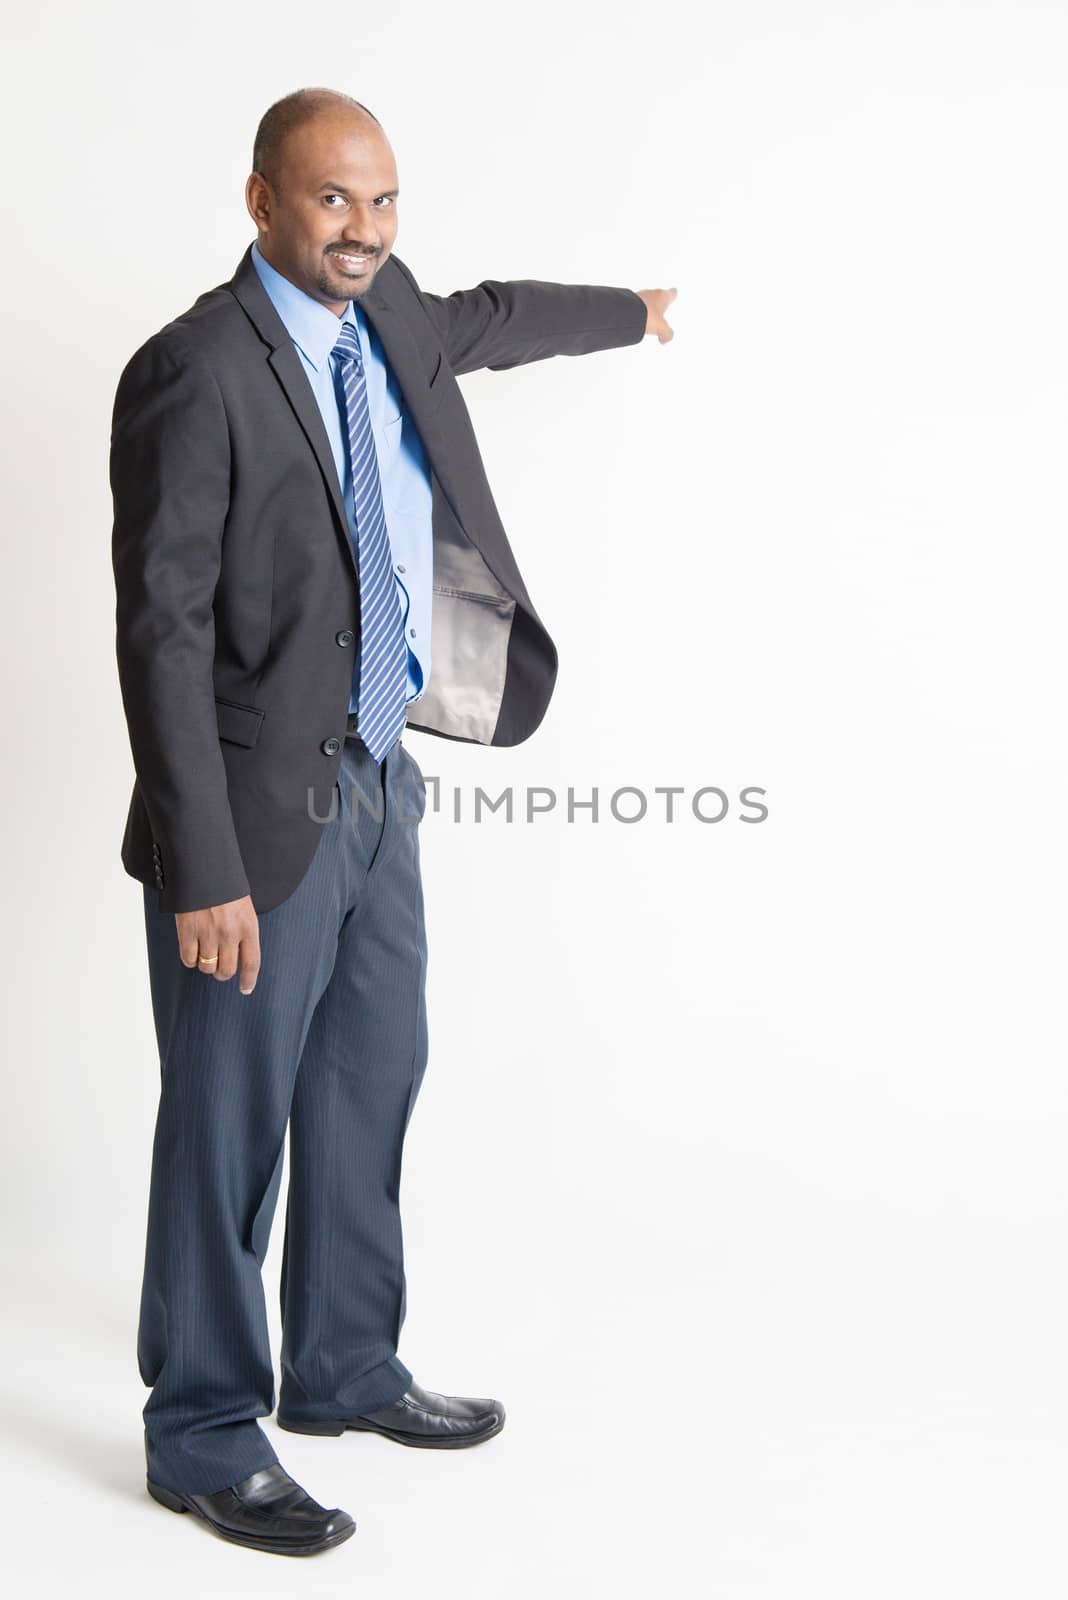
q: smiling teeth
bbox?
[335,253,367,263]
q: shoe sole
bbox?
[147,1479,356,1556]
[276,1411,506,1449]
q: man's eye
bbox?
[322,193,394,209]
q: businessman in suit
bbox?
[111,86,675,1557]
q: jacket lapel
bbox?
[228,245,352,551]
[227,244,439,564]
[357,292,469,542]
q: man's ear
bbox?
[245,171,271,232]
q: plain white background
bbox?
[1,0,1066,1593]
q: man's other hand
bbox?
[636,287,678,343]
[176,896,260,995]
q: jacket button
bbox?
[335,629,354,647]
[321,737,341,756]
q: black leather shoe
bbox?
[278,1378,505,1449]
[146,1463,355,1556]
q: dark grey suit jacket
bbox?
[110,243,647,914]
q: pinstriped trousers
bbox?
[137,731,429,1495]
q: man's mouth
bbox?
[329,250,374,271]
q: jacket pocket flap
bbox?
[215,695,265,748]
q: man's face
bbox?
[246,111,400,311]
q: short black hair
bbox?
[252,87,381,196]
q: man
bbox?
[111,86,676,1558]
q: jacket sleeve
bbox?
[110,328,250,914]
[392,257,648,376]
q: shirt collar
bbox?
[250,239,357,371]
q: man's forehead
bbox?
[295,114,385,152]
[289,129,395,181]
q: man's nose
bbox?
[342,216,381,250]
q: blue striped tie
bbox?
[331,319,407,762]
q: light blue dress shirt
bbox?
[250,240,433,710]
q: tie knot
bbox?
[332,320,362,368]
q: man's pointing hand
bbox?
[636,287,678,343]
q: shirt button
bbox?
[396,564,406,574]
[409,627,417,638]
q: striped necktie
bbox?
[331,319,407,762]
